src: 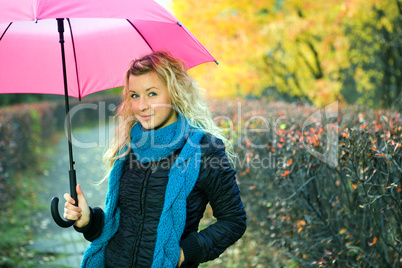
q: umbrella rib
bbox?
[126,19,153,51]
[66,18,82,100]
[176,22,218,66]
[0,22,13,42]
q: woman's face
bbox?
[128,72,177,130]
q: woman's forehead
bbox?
[128,72,167,93]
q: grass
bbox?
[0,152,54,267]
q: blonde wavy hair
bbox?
[102,51,235,180]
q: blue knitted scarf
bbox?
[81,114,204,267]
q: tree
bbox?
[173,0,349,106]
[259,0,349,106]
[173,0,401,108]
[341,0,402,109]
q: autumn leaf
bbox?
[240,168,250,176]
[298,227,303,233]
[375,124,383,131]
[339,228,347,234]
[368,237,377,246]
[341,132,348,138]
[245,140,250,148]
[352,184,357,190]
[287,159,293,166]
[281,170,290,177]
[297,220,306,226]
[395,143,401,152]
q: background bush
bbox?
[0,95,120,211]
[209,99,401,267]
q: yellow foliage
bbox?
[172,0,401,107]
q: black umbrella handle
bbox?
[50,169,77,228]
[50,18,78,228]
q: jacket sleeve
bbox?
[180,138,247,265]
[74,206,105,242]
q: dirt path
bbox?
[27,125,110,267]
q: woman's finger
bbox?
[65,202,82,212]
[64,208,81,220]
[63,193,75,205]
[64,203,81,214]
[64,212,81,221]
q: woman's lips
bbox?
[140,115,153,121]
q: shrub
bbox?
[0,95,120,211]
[209,99,401,267]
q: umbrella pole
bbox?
[50,18,77,228]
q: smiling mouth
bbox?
[140,115,154,120]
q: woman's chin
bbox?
[139,121,156,130]
[140,123,151,130]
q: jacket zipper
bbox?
[131,163,153,268]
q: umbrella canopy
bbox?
[0,0,216,99]
[0,0,216,228]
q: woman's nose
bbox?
[138,97,149,111]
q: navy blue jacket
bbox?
[76,134,246,267]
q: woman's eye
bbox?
[131,94,139,99]
[149,92,157,97]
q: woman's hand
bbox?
[63,184,90,228]
[178,247,185,267]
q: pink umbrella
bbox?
[0,0,217,228]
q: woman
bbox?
[63,51,246,268]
